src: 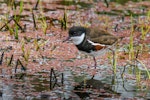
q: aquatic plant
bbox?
[61,8,67,30]
[129,15,135,60]
[21,39,30,62]
[19,0,24,15]
[34,39,40,51]
[137,59,150,79]
[32,10,37,29]
[38,1,48,35]
[14,25,19,40]
[140,10,150,40]
[40,16,48,35]
[107,47,118,75]
[34,39,49,51]
[6,22,14,35]
[13,0,24,23]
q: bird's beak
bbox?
[63,37,71,42]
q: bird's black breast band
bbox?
[76,37,95,53]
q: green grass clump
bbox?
[107,47,118,75]
[21,39,30,62]
[14,25,19,40]
[129,15,135,60]
[112,49,117,74]
[140,10,150,40]
[38,0,48,35]
[61,9,67,30]
[39,15,48,35]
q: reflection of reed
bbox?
[15,59,26,73]
[49,68,64,90]
[0,52,4,65]
[7,54,13,66]
[0,16,25,32]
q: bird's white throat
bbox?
[70,33,85,45]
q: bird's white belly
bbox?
[79,48,108,57]
[89,49,108,56]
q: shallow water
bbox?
[0,0,150,99]
[0,65,149,100]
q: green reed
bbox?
[137,59,150,79]
[14,25,19,39]
[113,49,117,74]
[19,0,24,15]
[14,0,24,23]
[108,47,118,75]
[141,10,150,40]
[38,0,48,35]
[40,16,48,35]
[135,66,141,84]
[61,8,67,30]
[21,39,30,62]
[129,15,135,60]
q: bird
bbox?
[64,26,120,68]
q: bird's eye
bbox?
[71,32,76,36]
[70,31,82,36]
[71,32,75,35]
[76,31,82,36]
[70,32,74,36]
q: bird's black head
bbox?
[69,26,87,37]
[65,26,87,45]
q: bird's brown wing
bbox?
[86,27,114,38]
[91,36,118,45]
[86,27,118,45]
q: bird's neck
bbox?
[76,36,95,53]
[71,33,85,45]
[76,35,87,46]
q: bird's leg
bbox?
[92,56,97,69]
